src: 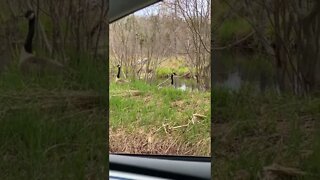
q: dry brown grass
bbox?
[158,56,186,69]
[110,128,210,156]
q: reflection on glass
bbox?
[0,0,108,178]
[212,0,320,179]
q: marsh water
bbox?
[155,50,275,92]
[213,50,275,92]
[173,78,199,91]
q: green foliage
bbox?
[177,67,189,75]
[156,67,173,78]
[156,66,191,78]
[217,18,252,43]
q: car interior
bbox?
[110,154,211,180]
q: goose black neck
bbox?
[117,66,121,78]
[195,75,199,84]
[24,18,35,53]
[171,74,174,85]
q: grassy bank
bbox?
[0,59,108,179]
[212,87,320,179]
[109,80,211,156]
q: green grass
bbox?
[0,56,108,179]
[109,80,211,156]
[212,86,320,179]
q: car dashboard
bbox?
[109,154,211,180]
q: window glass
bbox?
[109,0,211,156]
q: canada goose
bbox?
[171,72,187,91]
[19,10,64,74]
[195,74,199,84]
[171,72,177,86]
[115,64,128,83]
